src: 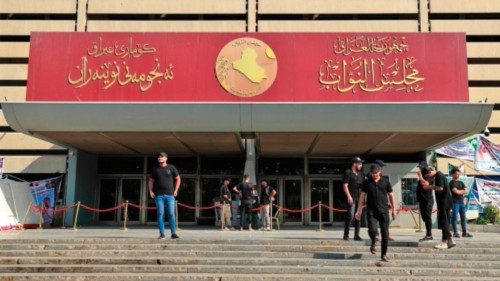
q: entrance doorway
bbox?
[308,178,344,225]
[263,178,303,225]
[97,177,143,224]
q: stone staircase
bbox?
[0,237,499,280]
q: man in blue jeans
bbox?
[449,168,473,238]
[148,152,181,239]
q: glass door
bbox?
[119,178,142,224]
[309,179,332,224]
[282,179,303,224]
[98,179,118,223]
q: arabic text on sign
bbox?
[333,35,409,56]
[68,57,174,92]
[319,56,424,93]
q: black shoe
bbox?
[171,234,179,239]
[343,236,349,241]
[381,255,390,262]
[419,236,433,242]
[453,232,461,238]
[158,234,166,240]
[462,232,473,238]
[354,236,363,241]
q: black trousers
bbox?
[240,200,253,228]
[344,201,361,237]
[367,210,390,258]
[418,198,434,237]
[437,206,452,241]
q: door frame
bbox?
[97,175,146,225]
[308,178,333,225]
[260,176,304,226]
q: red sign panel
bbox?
[27,32,468,102]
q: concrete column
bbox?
[247,0,257,32]
[419,0,430,32]
[76,0,88,31]
[243,139,257,185]
[64,149,97,226]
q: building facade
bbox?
[1,0,499,227]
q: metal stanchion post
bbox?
[20,202,32,231]
[121,200,128,231]
[220,202,225,230]
[317,201,324,232]
[37,205,44,230]
[270,203,273,230]
[61,208,66,229]
[72,201,81,231]
[416,206,423,232]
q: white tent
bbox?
[0,178,38,230]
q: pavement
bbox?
[1,225,498,244]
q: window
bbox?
[258,158,304,175]
[200,157,245,175]
[147,157,197,175]
[401,178,418,206]
[98,157,144,174]
[308,158,349,174]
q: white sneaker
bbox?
[265,227,271,231]
[434,242,448,249]
[224,227,230,231]
[447,238,456,249]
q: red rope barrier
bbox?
[273,204,319,213]
[321,204,348,213]
[128,202,157,210]
[80,204,124,213]
[53,204,76,213]
[177,202,218,211]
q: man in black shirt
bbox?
[419,165,455,249]
[259,180,276,231]
[233,174,254,231]
[343,157,365,241]
[148,152,181,239]
[355,164,396,262]
[416,161,435,242]
[449,168,473,238]
[219,178,232,230]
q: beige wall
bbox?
[0,0,499,174]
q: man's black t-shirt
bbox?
[449,179,466,204]
[260,185,275,205]
[235,182,253,202]
[220,184,231,204]
[149,165,179,195]
[416,181,433,203]
[361,177,393,214]
[343,169,365,202]
[433,171,451,207]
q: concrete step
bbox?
[0,247,500,261]
[0,264,499,277]
[0,238,496,248]
[2,273,500,281]
[1,256,499,269]
[1,243,498,255]
[0,249,497,261]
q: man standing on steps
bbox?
[355,164,397,262]
[370,159,395,241]
[343,157,365,241]
[219,178,233,230]
[259,179,276,231]
[148,152,181,240]
[233,174,253,231]
[416,161,435,242]
[419,164,456,249]
[449,168,473,238]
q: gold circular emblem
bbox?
[215,37,277,98]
